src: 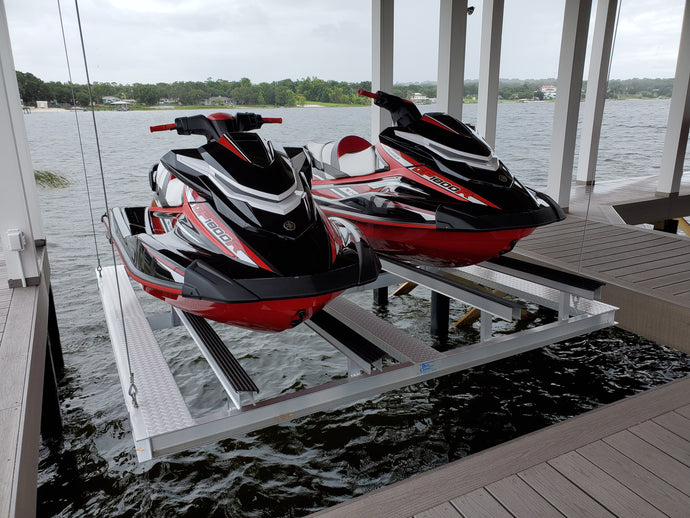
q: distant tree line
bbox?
[15,71,675,107]
[16,72,373,107]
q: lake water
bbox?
[27,100,690,517]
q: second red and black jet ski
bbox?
[305,90,565,267]
[103,112,379,332]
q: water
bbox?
[28,100,690,517]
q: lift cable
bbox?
[59,0,138,407]
[577,0,623,272]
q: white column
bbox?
[437,0,467,119]
[477,0,504,148]
[658,0,690,195]
[546,0,592,211]
[577,0,618,185]
[372,0,394,140]
[0,0,44,287]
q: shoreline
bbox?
[22,96,671,114]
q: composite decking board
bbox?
[676,404,690,419]
[603,430,690,494]
[309,377,690,518]
[518,462,615,518]
[577,237,687,260]
[653,411,690,441]
[665,280,690,297]
[529,233,670,257]
[596,253,690,277]
[485,475,562,517]
[548,451,666,518]
[617,263,690,284]
[519,225,622,246]
[628,420,690,466]
[577,440,690,517]
[521,238,670,263]
[412,501,462,518]
[0,249,49,518]
[579,241,690,268]
[450,488,513,518]
[519,226,644,249]
[0,406,20,518]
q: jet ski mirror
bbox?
[358,88,422,128]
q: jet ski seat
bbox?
[307,135,377,177]
[151,162,185,207]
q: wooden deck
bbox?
[0,249,50,518]
[310,375,690,517]
[510,215,690,354]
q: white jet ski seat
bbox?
[307,135,377,178]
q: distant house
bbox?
[36,100,48,109]
[102,96,120,104]
[201,96,234,106]
[158,98,179,105]
[409,92,432,104]
[540,85,557,99]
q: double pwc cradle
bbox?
[98,255,616,462]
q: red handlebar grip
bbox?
[357,89,377,99]
[150,123,177,132]
[262,117,282,124]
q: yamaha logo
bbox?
[283,220,296,231]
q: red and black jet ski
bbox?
[305,89,565,267]
[103,112,379,332]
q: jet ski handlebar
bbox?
[150,113,282,141]
[358,89,422,128]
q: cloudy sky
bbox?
[3,0,685,85]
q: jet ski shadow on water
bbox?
[103,112,379,332]
[305,89,565,267]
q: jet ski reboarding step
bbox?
[176,310,259,410]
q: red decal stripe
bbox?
[219,135,249,161]
[422,114,458,134]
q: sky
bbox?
[3,0,686,86]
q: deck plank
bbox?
[548,451,666,517]
[413,501,462,518]
[628,420,690,466]
[450,488,512,518]
[486,475,562,517]
[581,243,690,269]
[577,440,690,517]
[525,231,658,256]
[0,407,20,518]
[599,254,690,277]
[653,411,690,443]
[672,404,690,420]
[603,430,690,494]
[518,462,614,517]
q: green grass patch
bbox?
[34,170,70,188]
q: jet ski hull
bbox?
[330,217,534,267]
[141,284,343,332]
[105,203,379,333]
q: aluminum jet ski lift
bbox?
[98,255,616,462]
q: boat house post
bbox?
[476,0,504,148]
[576,0,619,186]
[546,0,592,211]
[437,0,468,119]
[371,0,394,141]
[658,0,690,196]
[0,1,44,288]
